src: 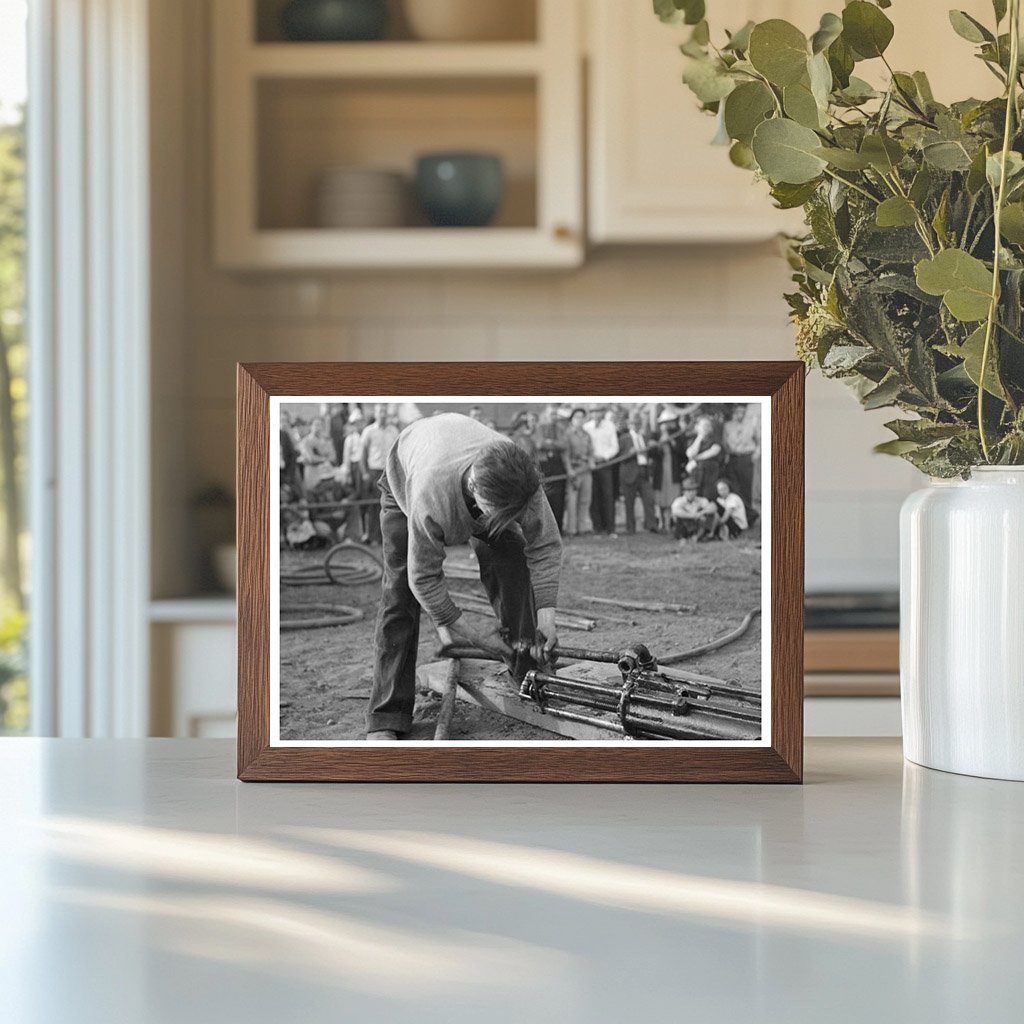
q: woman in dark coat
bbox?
[685,415,725,501]
[651,410,685,532]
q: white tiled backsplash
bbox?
[182,246,917,592]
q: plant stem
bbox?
[822,167,880,204]
[884,171,939,254]
[979,0,1021,462]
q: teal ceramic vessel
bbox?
[415,152,505,227]
[281,0,388,42]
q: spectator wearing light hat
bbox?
[652,409,685,532]
[670,477,716,543]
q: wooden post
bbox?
[433,658,461,741]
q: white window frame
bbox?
[28,0,150,736]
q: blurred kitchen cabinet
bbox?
[586,0,995,244]
[212,0,583,268]
[150,601,237,738]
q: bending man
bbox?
[365,413,563,740]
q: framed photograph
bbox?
[237,362,803,782]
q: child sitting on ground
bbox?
[713,478,749,541]
[670,479,716,543]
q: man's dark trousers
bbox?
[590,464,615,534]
[362,467,384,543]
[540,453,566,532]
[620,462,656,533]
[365,478,538,735]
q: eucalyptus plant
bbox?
[657,0,1024,475]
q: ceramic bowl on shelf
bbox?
[315,167,408,229]
[280,0,388,42]
[403,0,535,42]
[415,152,504,227]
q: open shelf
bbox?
[212,0,582,268]
[256,76,538,232]
[254,0,539,44]
[248,42,544,77]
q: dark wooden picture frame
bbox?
[237,362,804,782]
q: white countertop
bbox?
[1,738,1020,1023]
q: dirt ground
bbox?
[279,523,763,742]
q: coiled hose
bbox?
[280,541,384,631]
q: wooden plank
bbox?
[417,659,615,741]
[804,629,899,674]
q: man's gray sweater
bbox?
[384,413,562,626]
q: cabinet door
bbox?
[587,0,809,243]
[588,0,996,244]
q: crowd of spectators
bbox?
[509,402,760,546]
[280,401,760,548]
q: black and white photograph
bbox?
[270,396,770,746]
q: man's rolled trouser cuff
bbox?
[367,712,413,734]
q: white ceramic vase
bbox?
[900,467,1024,780]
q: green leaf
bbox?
[723,81,775,144]
[807,51,833,109]
[827,36,856,89]
[682,57,736,104]
[885,418,963,443]
[691,19,710,45]
[810,12,843,54]
[909,164,933,205]
[711,109,731,145]
[860,133,904,173]
[891,72,923,111]
[999,203,1024,245]
[923,140,972,171]
[729,140,757,170]
[751,118,828,184]
[862,374,903,409]
[948,10,994,44]
[770,180,820,209]
[724,20,755,53]
[913,71,935,104]
[784,80,824,129]
[653,0,705,26]
[748,20,809,87]
[875,439,922,455]
[993,0,1008,24]
[876,196,918,228]
[837,76,879,104]
[814,146,872,170]
[932,190,950,246]
[939,325,1006,398]
[986,150,1024,191]
[842,1,895,59]
[967,144,992,194]
[915,249,994,321]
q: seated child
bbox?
[714,479,749,540]
[670,479,716,542]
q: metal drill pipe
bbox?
[532,702,760,742]
[436,644,621,664]
[527,669,760,721]
[525,671,695,717]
